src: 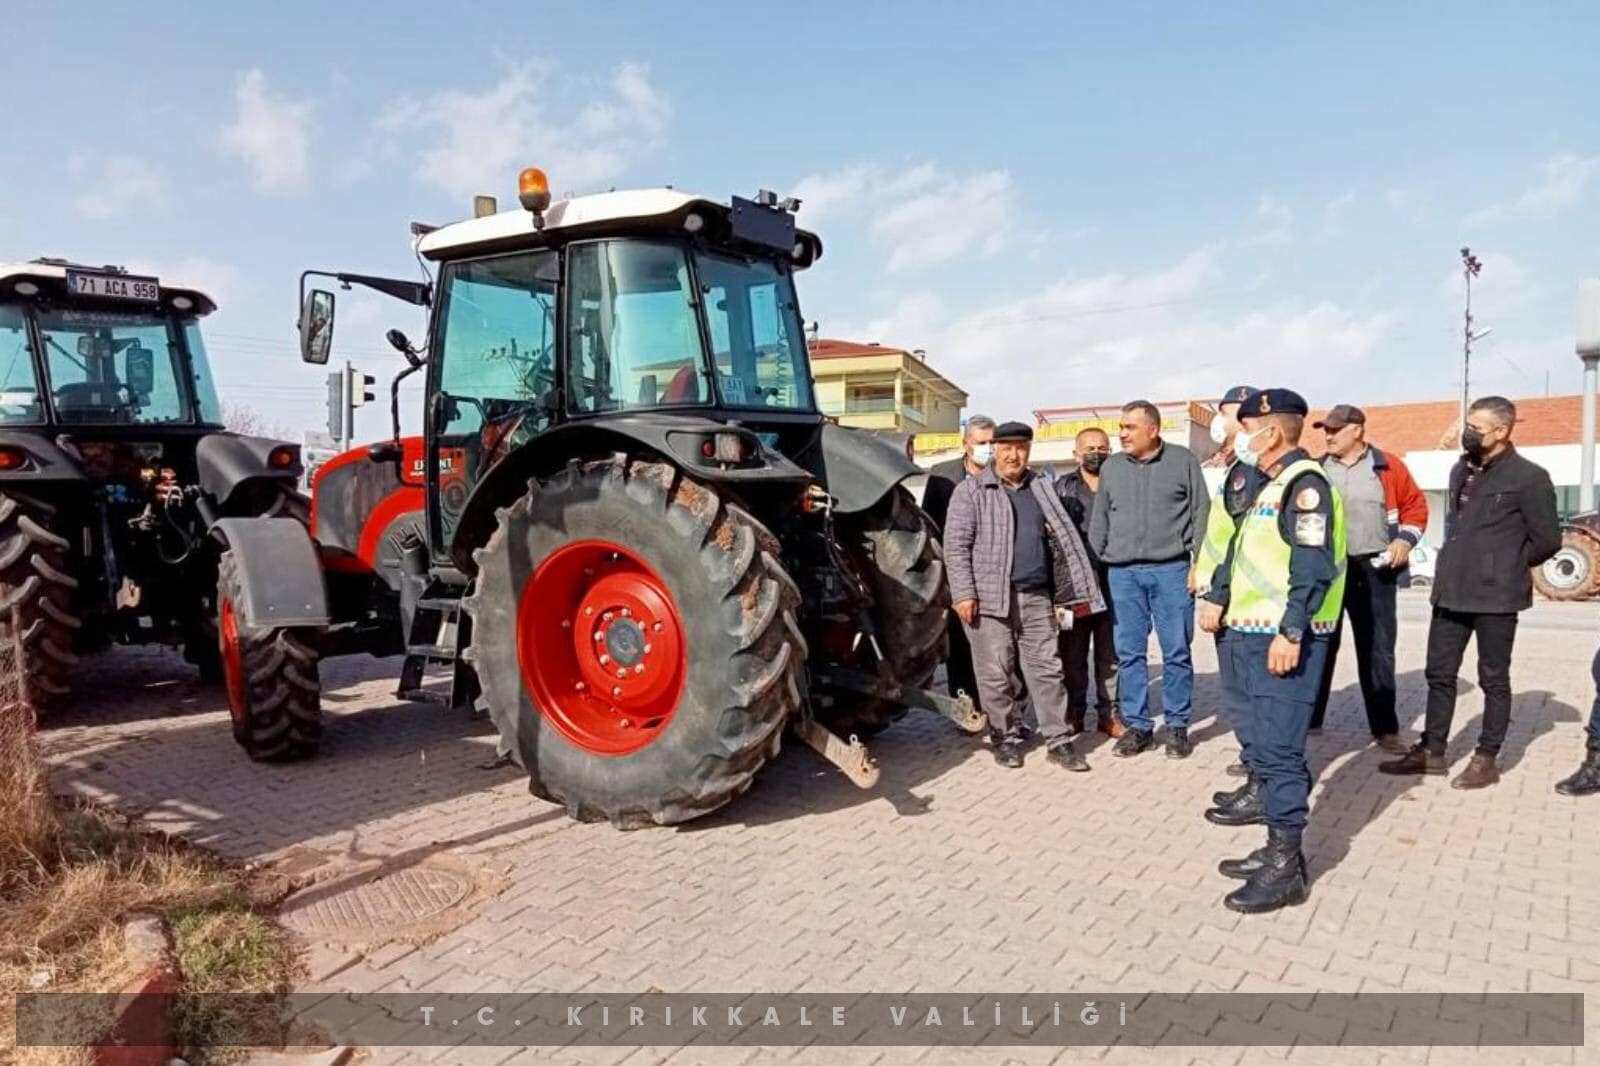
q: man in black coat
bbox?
[922,415,997,713]
[1380,396,1561,789]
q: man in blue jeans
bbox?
[1556,646,1600,796]
[1088,400,1212,758]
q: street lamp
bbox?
[1578,279,1600,513]
[1459,247,1484,441]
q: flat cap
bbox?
[1312,403,1366,429]
[992,420,1035,442]
[1219,385,1257,407]
[1237,388,1309,418]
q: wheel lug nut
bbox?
[575,682,586,692]
[585,606,594,616]
[634,664,645,675]
[602,612,614,623]
[560,619,571,629]
[616,668,627,678]
[619,718,632,728]
[621,608,631,618]
[593,631,605,642]
[652,622,663,633]
[612,686,623,697]
[643,644,652,654]
[599,654,610,666]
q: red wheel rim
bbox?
[219,598,247,723]
[516,540,687,756]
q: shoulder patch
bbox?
[1231,471,1247,493]
[1294,512,1327,547]
[1294,485,1322,511]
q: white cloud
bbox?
[219,69,312,193]
[379,63,670,200]
[69,154,170,220]
[789,162,1015,273]
[833,248,1397,419]
[1466,153,1598,226]
[1242,194,1293,247]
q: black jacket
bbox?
[921,456,972,533]
[1433,446,1561,614]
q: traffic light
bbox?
[326,371,344,438]
[348,366,377,408]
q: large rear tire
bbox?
[1534,530,1600,602]
[465,456,805,828]
[822,486,950,736]
[217,551,323,760]
[0,491,80,712]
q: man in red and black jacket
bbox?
[1309,404,1430,749]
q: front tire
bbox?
[217,551,323,760]
[822,487,950,736]
[0,492,81,712]
[465,456,805,828]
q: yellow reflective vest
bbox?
[1221,459,1347,636]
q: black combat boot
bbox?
[1555,740,1600,797]
[1223,827,1308,914]
[1205,777,1265,826]
[1218,844,1271,880]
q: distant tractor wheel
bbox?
[0,491,81,711]
[217,551,323,760]
[466,456,805,828]
[1534,531,1600,601]
[821,486,950,737]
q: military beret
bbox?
[1237,388,1309,418]
[992,421,1034,442]
[1218,385,1257,407]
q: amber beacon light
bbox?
[518,167,551,213]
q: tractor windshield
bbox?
[33,307,223,426]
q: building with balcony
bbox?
[809,339,967,434]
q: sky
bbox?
[2,2,1597,442]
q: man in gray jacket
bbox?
[947,421,1106,769]
[1088,400,1211,759]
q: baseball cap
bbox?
[1312,404,1366,430]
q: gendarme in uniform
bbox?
[1201,387,1346,914]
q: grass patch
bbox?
[1,704,300,1065]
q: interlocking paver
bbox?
[38,596,1600,1066]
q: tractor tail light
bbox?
[268,445,299,470]
[0,446,26,471]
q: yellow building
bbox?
[810,339,967,434]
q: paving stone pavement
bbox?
[38,592,1600,1066]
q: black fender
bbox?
[800,421,921,515]
[211,517,330,628]
[0,430,87,483]
[195,433,302,510]
[449,415,812,572]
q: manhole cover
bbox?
[280,865,472,938]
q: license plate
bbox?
[66,271,160,302]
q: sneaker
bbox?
[1379,743,1448,776]
[1113,728,1153,758]
[1046,741,1090,772]
[1165,727,1193,760]
[993,739,1024,769]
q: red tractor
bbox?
[216,173,982,826]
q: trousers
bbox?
[1060,608,1118,718]
[1107,560,1195,732]
[1310,554,1401,736]
[1422,607,1519,757]
[1216,628,1252,768]
[965,588,1074,748]
[1231,633,1329,832]
[945,611,981,711]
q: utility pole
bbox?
[1459,247,1483,441]
[1578,278,1600,513]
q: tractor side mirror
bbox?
[367,441,403,464]
[299,289,336,365]
[124,344,155,400]
[387,328,423,368]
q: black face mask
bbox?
[1080,452,1108,474]
[1461,426,1488,459]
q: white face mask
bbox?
[1234,425,1271,466]
[1210,416,1231,446]
[970,442,994,467]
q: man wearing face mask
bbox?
[1198,388,1345,913]
[1380,396,1560,789]
[1196,386,1271,827]
[925,415,997,716]
[1054,427,1121,736]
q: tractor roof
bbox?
[415,187,823,268]
[0,258,217,314]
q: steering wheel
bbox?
[54,382,133,410]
